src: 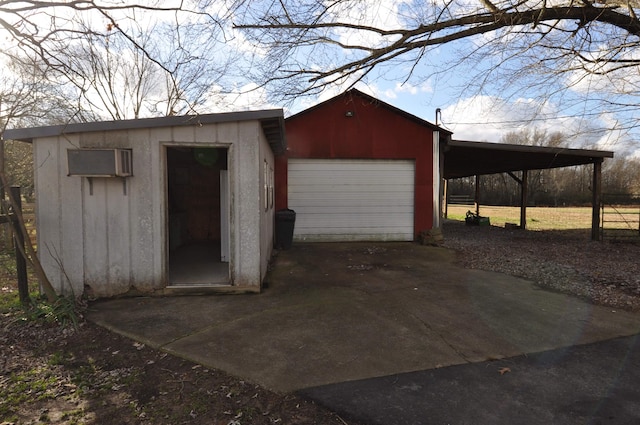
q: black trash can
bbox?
[275,209,296,250]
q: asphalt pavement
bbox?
[300,334,640,424]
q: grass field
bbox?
[445,204,640,234]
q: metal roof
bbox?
[2,109,287,154]
[444,139,614,179]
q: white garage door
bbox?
[288,159,415,241]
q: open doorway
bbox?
[166,146,230,286]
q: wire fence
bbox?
[601,194,640,241]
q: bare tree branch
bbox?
[232,0,640,105]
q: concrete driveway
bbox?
[88,242,640,397]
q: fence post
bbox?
[11,186,28,305]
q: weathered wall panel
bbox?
[81,176,110,292]
[148,128,166,290]
[259,131,275,282]
[171,125,196,144]
[234,122,261,287]
[31,115,279,298]
[34,137,64,293]
[126,129,151,288]
[58,137,85,297]
[105,177,131,292]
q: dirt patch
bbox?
[1,311,362,425]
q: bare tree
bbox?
[0,1,243,120]
[53,16,242,120]
[603,156,640,195]
[0,55,77,303]
[59,21,159,120]
[233,0,640,127]
[1,2,184,81]
[500,129,569,204]
[0,56,74,131]
[0,55,76,195]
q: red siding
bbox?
[276,91,437,239]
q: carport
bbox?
[443,140,614,240]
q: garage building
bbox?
[276,89,451,242]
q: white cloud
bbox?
[384,82,433,100]
[564,57,640,97]
[439,95,606,148]
[439,96,514,141]
[383,89,398,99]
[200,82,278,113]
[325,1,404,49]
[396,81,432,95]
[591,112,640,158]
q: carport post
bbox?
[520,170,528,230]
[443,179,449,219]
[592,160,602,241]
[507,171,528,230]
[474,175,480,216]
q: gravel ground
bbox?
[442,220,640,311]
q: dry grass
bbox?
[445,204,640,233]
[446,204,593,230]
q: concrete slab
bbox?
[87,242,640,394]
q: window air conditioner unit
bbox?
[67,149,133,177]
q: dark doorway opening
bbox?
[166,146,230,286]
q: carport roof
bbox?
[2,109,287,154]
[443,139,614,179]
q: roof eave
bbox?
[449,139,614,159]
[444,139,615,179]
[2,110,287,149]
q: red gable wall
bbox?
[276,90,438,238]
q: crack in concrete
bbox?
[409,312,473,364]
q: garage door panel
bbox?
[296,221,414,231]
[296,212,414,223]
[288,159,415,242]
[292,230,413,242]
[289,171,414,183]
[287,190,414,201]
[293,205,414,214]
[289,174,415,186]
[289,159,411,168]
